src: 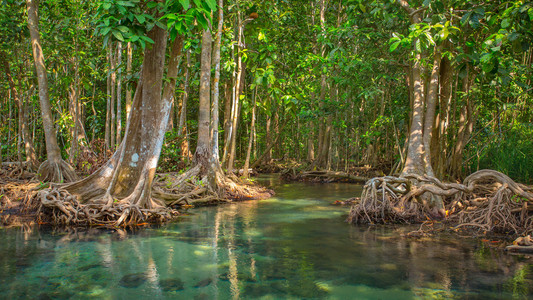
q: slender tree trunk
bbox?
[179,51,191,161]
[1,51,38,169]
[68,54,80,165]
[125,42,132,124]
[105,46,111,149]
[26,0,77,182]
[116,41,122,145]
[227,10,245,173]
[243,86,256,178]
[110,42,116,149]
[222,80,231,162]
[210,0,224,164]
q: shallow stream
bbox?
[1,175,532,299]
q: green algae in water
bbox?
[0,175,532,299]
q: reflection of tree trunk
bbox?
[27,0,77,182]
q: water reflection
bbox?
[0,177,532,299]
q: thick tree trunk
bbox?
[26,0,77,182]
[63,25,172,225]
[195,28,213,169]
[401,52,425,177]
[422,49,442,177]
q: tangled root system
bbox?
[37,159,78,183]
[26,187,176,226]
[153,165,274,207]
[348,169,533,237]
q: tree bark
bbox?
[422,49,442,177]
[195,28,213,167]
[26,0,77,182]
[125,42,132,123]
[179,51,191,161]
[243,86,256,178]
[64,24,173,225]
[210,0,224,164]
[116,41,123,145]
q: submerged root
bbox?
[348,169,533,236]
[37,159,78,183]
[27,187,176,226]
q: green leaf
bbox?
[205,0,216,12]
[135,14,146,24]
[179,0,190,10]
[102,3,111,10]
[389,41,400,52]
[117,25,129,33]
[112,30,124,41]
[501,18,510,29]
[117,1,135,7]
[143,36,155,44]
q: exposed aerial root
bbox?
[153,166,274,208]
[37,159,78,183]
[26,187,176,226]
[25,164,272,226]
[347,176,428,224]
[348,169,533,236]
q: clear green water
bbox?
[1,175,532,299]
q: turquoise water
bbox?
[1,175,532,299]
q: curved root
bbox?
[28,187,175,226]
[37,159,78,183]
[348,169,533,236]
[153,166,273,207]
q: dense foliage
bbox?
[0,0,532,182]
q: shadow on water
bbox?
[0,174,532,299]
